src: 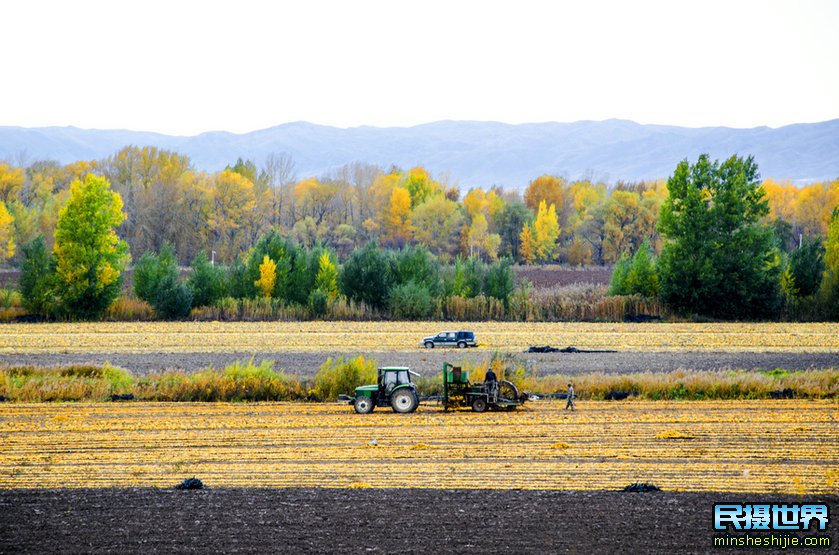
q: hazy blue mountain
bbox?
[1,119,837,187]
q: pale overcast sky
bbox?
[2,0,837,135]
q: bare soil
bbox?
[1,350,836,377]
[0,489,835,554]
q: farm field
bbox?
[2,400,837,493]
[1,321,839,354]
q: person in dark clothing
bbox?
[484,368,498,400]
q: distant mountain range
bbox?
[1,119,837,187]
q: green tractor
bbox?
[350,367,420,414]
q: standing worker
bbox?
[484,367,498,400]
[565,382,575,411]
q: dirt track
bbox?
[0,350,836,377]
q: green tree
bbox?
[18,236,56,316]
[133,243,178,304]
[657,154,781,319]
[187,251,226,307]
[788,237,825,297]
[132,243,193,318]
[154,271,193,319]
[339,242,392,309]
[53,174,129,318]
[483,259,516,303]
[608,253,631,296]
[820,208,839,318]
[391,245,441,295]
[624,241,659,298]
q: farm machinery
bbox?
[346,363,526,414]
[349,367,421,414]
[441,362,526,412]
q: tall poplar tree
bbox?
[657,154,781,319]
[53,174,130,318]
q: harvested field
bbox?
[1,400,836,493]
[1,321,838,354]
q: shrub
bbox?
[308,289,328,317]
[104,297,155,321]
[1,364,133,402]
[313,355,377,400]
[134,360,307,402]
[388,280,433,319]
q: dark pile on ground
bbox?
[1,351,837,377]
[1,489,835,554]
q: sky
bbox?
[2,0,838,135]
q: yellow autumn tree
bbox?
[0,162,25,203]
[0,201,14,261]
[519,224,536,265]
[207,170,256,261]
[315,251,339,300]
[385,186,412,246]
[533,200,560,262]
[255,255,277,298]
[524,175,565,212]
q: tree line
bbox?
[1,147,836,269]
[1,147,838,321]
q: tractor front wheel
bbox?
[472,397,488,412]
[391,389,419,413]
[354,396,375,414]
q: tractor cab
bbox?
[379,367,413,394]
[351,367,420,414]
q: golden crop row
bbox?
[1,321,838,353]
[1,400,837,493]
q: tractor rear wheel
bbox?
[391,389,419,413]
[472,397,488,412]
[498,380,520,402]
[354,396,374,414]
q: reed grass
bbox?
[2,361,836,402]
